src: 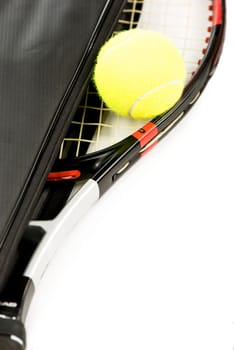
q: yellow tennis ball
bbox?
[93,29,186,120]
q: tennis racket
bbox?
[0,0,226,349]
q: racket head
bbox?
[62,0,225,153]
[47,0,225,200]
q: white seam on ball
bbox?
[100,37,134,61]
[129,80,183,117]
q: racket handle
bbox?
[0,319,26,349]
[0,277,34,350]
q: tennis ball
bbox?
[93,29,186,119]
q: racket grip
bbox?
[0,319,26,349]
[0,277,34,350]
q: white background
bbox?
[27,1,234,349]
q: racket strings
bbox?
[117,0,143,30]
[58,0,214,158]
[138,0,212,79]
[59,0,145,158]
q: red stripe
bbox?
[132,122,158,148]
[48,170,81,181]
[213,0,223,25]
